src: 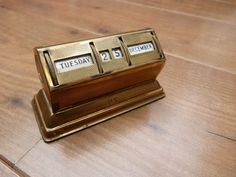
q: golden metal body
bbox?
[32,28,166,142]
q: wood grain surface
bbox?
[0,163,19,177]
[0,0,236,177]
[0,155,28,177]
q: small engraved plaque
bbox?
[55,54,93,73]
[128,42,154,56]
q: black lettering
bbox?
[60,63,64,69]
[114,49,121,57]
[64,62,70,68]
[129,48,134,53]
[69,61,74,67]
[140,45,144,50]
[101,52,108,60]
[74,59,79,65]
[78,59,83,64]
[84,57,90,63]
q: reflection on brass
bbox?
[32,28,166,142]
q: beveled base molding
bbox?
[32,80,165,142]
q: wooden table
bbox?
[0,0,236,176]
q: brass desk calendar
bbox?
[32,28,166,142]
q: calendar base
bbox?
[32,80,165,142]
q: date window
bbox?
[112,48,123,59]
[100,50,111,62]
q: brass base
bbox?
[32,80,165,142]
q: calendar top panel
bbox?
[34,28,165,91]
